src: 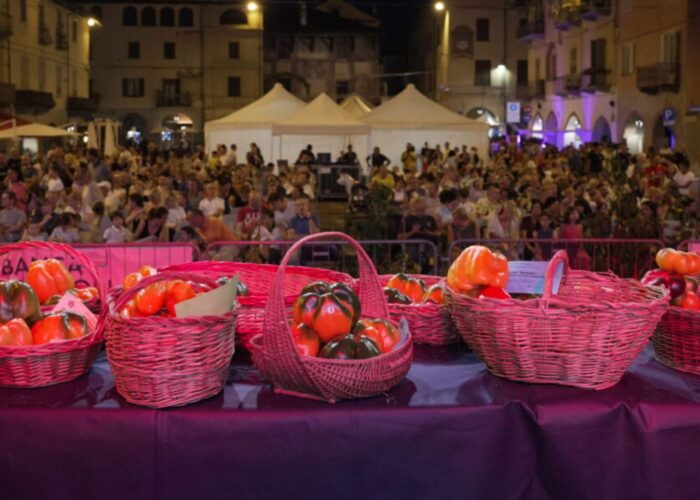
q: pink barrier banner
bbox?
[0,244,196,290]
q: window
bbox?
[72,19,77,42]
[122,78,145,97]
[569,47,578,75]
[55,65,62,98]
[123,7,137,26]
[128,42,140,59]
[476,18,490,42]
[591,38,606,69]
[474,60,491,86]
[621,43,634,76]
[662,31,679,64]
[142,7,156,26]
[336,80,349,95]
[227,76,241,97]
[220,9,248,25]
[160,7,175,26]
[164,42,175,59]
[517,60,528,87]
[20,0,27,22]
[228,41,240,59]
[178,8,193,27]
[161,79,180,101]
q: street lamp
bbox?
[87,17,101,28]
[434,2,445,12]
[247,1,259,12]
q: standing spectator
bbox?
[401,143,417,174]
[246,143,264,168]
[367,146,390,175]
[370,164,395,190]
[673,160,696,196]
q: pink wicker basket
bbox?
[252,231,413,403]
[0,241,105,388]
[446,250,669,390]
[160,261,354,349]
[653,307,700,375]
[378,274,459,345]
[104,271,238,408]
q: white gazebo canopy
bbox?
[204,83,306,161]
[340,94,373,118]
[362,84,490,168]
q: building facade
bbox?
[83,1,263,141]
[0,0,92,125]
[413,0,530,134]
[519,0,699,157]
[263,0,384,104]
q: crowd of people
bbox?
[0,137,695,269]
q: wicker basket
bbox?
[252,231,413,403]
[378,274,459,345]
[0,241,105,388]
[160,261,354,349]
[104,271,238,408]
[653,308,700,375]
[446,250,669,390]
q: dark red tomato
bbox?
[31,312,88,345]
[290,322,321,357]
[354,318,400,353]
[478,286,511,299]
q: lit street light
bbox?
[434,2,445,12]
[247,1,259,12]
[87,17,101,28]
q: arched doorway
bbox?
[622,114,644,154]
[531,114,544,140]
[653,110,676,151]
[162,113,194,130]
[466,107,501,139]
[544,111,558,146]
[563,113,582,147]
[592,116,611,143]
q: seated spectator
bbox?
[20,220,48,242]
[288,198,320,240]
[0,191,26,242]
[199,182,225,217]
[269,193,297,226]
[49,213,80,243]
[673,160,695,196]
[103,211,132,243]
[187,208,236,247]
[134,207,172,242]
[236,192,263,239]
[435,188,460,227]
[370,164,395,190]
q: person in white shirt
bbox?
[223,144,237,168]
[166,195,187,227]
[673,161,696,196]
[49,213,80,243]
[103,211,132,243]
[46,167,64,193]
[269,193,297,226]
[198,182,225,217]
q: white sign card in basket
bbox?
[505,261,564,296]
[174,274,240,318]
[51,293,98,331]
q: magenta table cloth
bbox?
[1,345,700,500]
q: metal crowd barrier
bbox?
[447,238,664,279]
[204,239,441,276]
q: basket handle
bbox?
[0,241,105,311]
[111,271,221,312]
[542,250,569,301]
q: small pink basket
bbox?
[653,307,700,375]
[0,241,105,388]
[446,250,669,390]
[378,274,459,345]
[104,271,238,408]
[252,231,413,403]
[160,261,354,349]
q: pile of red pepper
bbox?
[447,246,511,299]
[383,273,445,305]
[291,281,401,359]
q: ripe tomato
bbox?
[386,274,426,303]
[135,282,167,316]
[479,286,512,299]
[165,280,197,316]
[677,292,700,310]
[354,318,400,353]
[290,322,320,357]
[0,318,33,347]
[292,282,359,343]
[423,283,445,304]
[27,259,75,304]
[32,312,88,344]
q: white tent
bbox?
[340,94,373,118]
[272,92,370,170]
[362,84,490,169]
[0,122,75,139]
[204,83,306,163]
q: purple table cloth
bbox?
[2,345,700,500]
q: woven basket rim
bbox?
[0,328,100,358]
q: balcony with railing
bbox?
[0,82,15,107]
[67,95,100,114]
[580,0,612,21]
[553,75,581,97]
[554,5,582,30]
[516,18,545,42]
[0,9,12,40]
[14,90,55,114]
[518,79,545,100]
[637,63,680,94]
[581,67,611,93]
[155,90,192,107]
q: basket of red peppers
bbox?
[251,232,413,403]
[103,266,239,408]
[0,242,104,388]
[446,245,668,390]
[379,273,458,345]
[645,248,700,375]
